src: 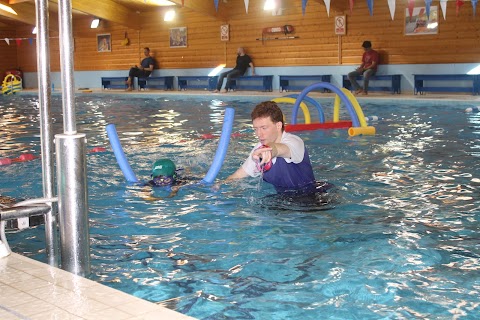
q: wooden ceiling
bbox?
[0,0,336,31]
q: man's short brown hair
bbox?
[251,101,284,131]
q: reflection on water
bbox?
[2,95,480,319]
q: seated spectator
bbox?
[213,47,255,93]
[126,47,155,91]
[347,41,379,95]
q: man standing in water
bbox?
[227,101,329,195]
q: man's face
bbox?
[252,116,282,146]
[144,49,149,56]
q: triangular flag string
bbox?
[323,0,330,17]
[5,38,10,45]
[214,0,219,11]
[387,0,396,20]
[456,0,464,16]
[302,0,308,16]
[440,0,448,19]
[367,0,374,15]
[408,0,415,21]
[425,0,432,18]
[472,0,478,16]
[244,0,249,13]
[349,0,354,14]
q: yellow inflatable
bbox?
[2,74,22,95]
[272,97,311,124]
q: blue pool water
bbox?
[1,93,480,319]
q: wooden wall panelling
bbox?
[10,0,480,73]
[0,30,18,75]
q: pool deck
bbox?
[0,253,194,320]
[20,87,480,102]
[3,88,480,319]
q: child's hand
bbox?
[211,183,221,192]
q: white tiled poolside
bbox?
[0,253,194,320]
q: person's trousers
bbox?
[216,69,244,91]
[347,69,376,92]
[129,67,150,78]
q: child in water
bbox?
[143,159,184,199]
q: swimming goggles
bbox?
[152,175,174,186]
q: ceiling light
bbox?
[164,9,175,21]
[0,3,17,15]
[150,0,176,5]
[90,18,100,29]
[264,0,276,11]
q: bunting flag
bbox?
[425,0,432,18]
[367,0,373,15]
[407,0,415,21]
[323,0,330,16]
[16,39,21,46]
[244,0,249,13]
[387,0,396,20]
[5,38,10,45]
[440,0,448,19]
[456,0,464,16]
[349,0,354,14]
[472,0,478,16]
[181,0,184,7]
[29,38,33,45]
[214,0,219,11]
[302,0,308,15]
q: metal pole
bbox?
[35,0,59,267]
[57,0,90,276]
[58,0,76,134]
[56,134,90,276]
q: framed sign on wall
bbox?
[405,6,438,35]
[170,27,187,48]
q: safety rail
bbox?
[1,199,55,258]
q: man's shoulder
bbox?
[281,131,303,143]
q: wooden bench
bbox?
[342,74,402,94]
[101,77,128,90]
[413,74,479,95]
[138,76,174,90]
[230,75,273,92]
[177,76,218,90]
[279,75,332,92]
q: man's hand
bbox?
[252,145,276,166]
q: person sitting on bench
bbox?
[213,47,255,93]
[126,47,155,91]
[347,41,379,95]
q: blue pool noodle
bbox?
[291,82,360,127]
[106,123,139,183]
[202,107,235,184]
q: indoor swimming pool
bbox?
[1,93,480,319]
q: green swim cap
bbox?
[152,159,176,177]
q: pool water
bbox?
[1,94,480,319]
